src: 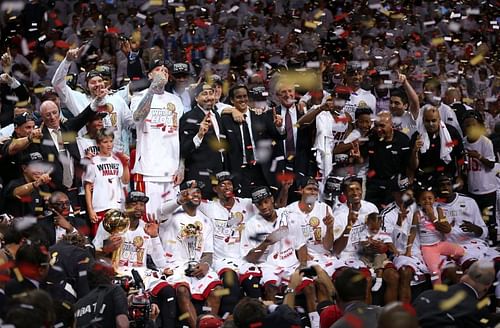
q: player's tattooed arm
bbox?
[133,90,154,122]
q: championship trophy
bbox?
[103,209,130,273]
[181,222,202,277]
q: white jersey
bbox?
[199,197,255,261]
[392,111,417,137]
[464,135,498,195]
[240,208,306,269]
[332,200,379,259]
[93,220,167,275]
[159,207,214,266]
[76,136,99,158]
[438,194,488,243]
[314,111,349,177]
[381,202,422,255]
[342,89,377,119]
[83,154,125,212]
[130,90,183,180]
[286,201,333,259]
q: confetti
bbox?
[439,290,466,311]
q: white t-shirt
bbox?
[93,220,167,275]
[464,135,498,195]
[438,194,488,243]
[315,111,349,177]
[381,202,422,255]
[76,136,99,158]
[392,111,417,137]
[332,200,379,259]
[83,155,125,212]
[240,208,306,268]
[286,201,333,259]
[130,90,184,180]
[199,197,255,261]
[342,89,377,119]
[416,207,443,246]
[159,207,214,266]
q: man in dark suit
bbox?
[221,84,286,197]
[179,82,228,198]
[413,260,495,328]
[37,191,88,246]
[37,97,103,205]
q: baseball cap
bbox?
[323,176,343,199]
[85,70,103,82]
[209,74,223,86]
[179,179,205,191]
[41,87,58,101]
[215,171,234,184]
[172,63,189,76]
[20,151,44,165]
[13,112,35,127]
[126,191,149,204]
[193,82,214,97]
[297,176,319,189]
[149,58,170,72]
[390,174,410,192]
[251,186,272,204]
[95,65,112,78]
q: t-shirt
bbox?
[367,130,410,182]
[77,136,99,158]
[159,207,214,266]
[83,155,125,212]
[240,208,306,268]
[392,111,417,137]
[332,200,379,259]
[4,177,48,217]
[381,202,422,255]
[286,201,333,259]
[75,284,128,328]
[130,90,183,180]
[199,197,255,261]
[342,89,377,119]
[464,135,497,195]
[416,207,443,246]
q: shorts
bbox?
[134,175,178,219]
[165,263,222,301]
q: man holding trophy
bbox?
[92,191,178,327]
[159,180,223,328]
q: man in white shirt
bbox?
[130,60,184,218]
[341,65,377,120]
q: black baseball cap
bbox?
[390,174,410,192]
[215,171,234,184]
[85,70,103,82]
[126,191,149,204]
[149,58,170,72]
[251,186,273,204]
[297,176,319,189]
[13,112,35,127]
[179,179,205,191]
[193,82,214,97]
[172,63,189,76]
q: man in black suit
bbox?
[221,84,286,197]
[274,81,316,203]
[37,191,88,246]
[37,95,104,205]
[413,260,495,328]
[179,82,228,198]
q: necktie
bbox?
[285,108,295,157]
[56,129,73,188]
[242,115,255,164]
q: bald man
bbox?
[414,260,495,328]
[365,111,411,208]
[37,99,101,198]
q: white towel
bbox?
[416,119,453,164]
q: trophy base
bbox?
[184,261,198,277]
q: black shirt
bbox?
[410,124,464,184]
[367,130,411,182]
[4,177,48,218]
[75,284,128,328]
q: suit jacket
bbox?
[221,109,286,187]
[413,283,489,328]
[179,105,228,177]
[36,104,96,190]
[37,213,88,246]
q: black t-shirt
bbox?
[75,284,128,328]
[409,124,464,184]
[367,130,411,182]
[3,177,48,218]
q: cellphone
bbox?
[299,267,317,278]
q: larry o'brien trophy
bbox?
[103,209,130,273]
[181,222,202,277]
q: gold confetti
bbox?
[314,10,324,20]
[13,267,23,282]
[149,0,162,5]
[48,154,55,162]
[34,87,46,94]
[175,6,186,12]
[470,54,484,66]
[480,318,489,324]
[304,21,318,29]
[431,37,445,46]
[476,297,490,309]
[62,132,77,143]
[433,284,448,292]
[178,312,191,321]
[439,290,466,311]
[213,288,230,297]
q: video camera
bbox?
[113,270,152,328]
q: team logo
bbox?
[133,236,145,265]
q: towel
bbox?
[416,119,453,164]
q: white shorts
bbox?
[260,263,299,286]
[393,254,430,285]
[460,240,500,264]
[213,258,262,281]
[307,255,338,277]
[136,179,178,219]
[165,263,222,300]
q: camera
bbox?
[129,292,151,328]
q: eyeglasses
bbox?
[52,201,71,208]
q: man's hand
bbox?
[192,262,210,279]
[163,268,173,276]
[88,209,99,223]
[177,189,192,205]
[197,113,212,139]
[397,206,409,226]
[323,212,334,230]
[414,133,424,151]
[52,207,74,233]
[173,168,184,186]
[251,107,264,115]
[273,108,283,128]
[288,269,303,290]
[149,303,160,321]
[1,48,12,72]
[149,72,168,94]
[466,149,481,159]
[460,220,482,236]
[121,39,131,55]
[114,152,129,167]
[29,128,42,141]
[33,173,51,188]
[144,214,159,238]
[65,46,83,61]
[103,235,123,254]
[231,108,245,123]
[397,72,408,85]
[0,73,13,84]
